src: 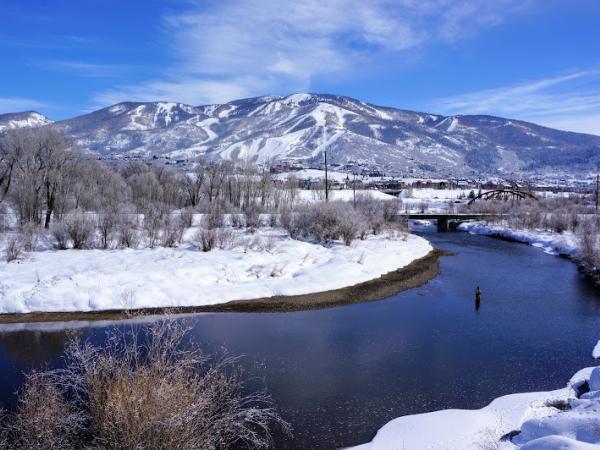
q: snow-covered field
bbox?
[399,188,472,212]
[0,229,431,314]
[273,169,353,182]
[458,221,578,256]
[296,189,397,203]
[351,357,600,450]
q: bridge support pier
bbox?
[437,217,449,232]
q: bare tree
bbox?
[284,175,299,208]
[184,161,207,207]
[3,128,77,227]
[205,161,226,203]
[0,131,23,205]
[11,130,45,224]
[3,235,23,262]
[39,130,73,228]
[128,171,163,212]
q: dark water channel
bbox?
[0,230,599,449]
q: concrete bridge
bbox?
[400,213,502,232]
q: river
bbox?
[0,230,599,449]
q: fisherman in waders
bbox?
[475,286,481,311]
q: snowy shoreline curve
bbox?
[457,221,578,257]
[350,362,600,450]
[458,222,600,289]
[0,231,434,317]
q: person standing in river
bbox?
[475,286,481,311]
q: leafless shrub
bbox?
[51,221,69,250]
[202,211,224,230]
[268,213,278,228]
[66,213,95,249]
[240,236,268,253]
[238,236,252,253]
[462,195,591,233]
[3,235,23,262]
[0,320,290,450]
[280,208,304,240]
[282,202,372,244]
[382,200,401,223]
[195,228,217,252]
[18,223,38,252]
[179,208,195,228]
[310,202,344,242]
[143,207,164,249]
[568,211,580,230]
[390,216,410,233]
[162,214,186,248]
[310,186,326,201]
[354,195,384,234]
[243,204,261,232]
[117,216,140,249]
[263,234,277,253]
[521,207,543,229]
[2,373,85,450]
[338,214,366,246]
[577,219,600,267]
[545,212,570,233]
[215,228,236,250]
[230,213,244,229]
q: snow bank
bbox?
[0,230,431,314]
[351,363,600,450]
[401,188,478,200]
[458,222,578,256]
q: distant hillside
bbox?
[0,111,53,131]
[4,94,600,176]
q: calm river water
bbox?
[0,230,599,449]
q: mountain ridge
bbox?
[2,93,599,177]
[0,111,54,131]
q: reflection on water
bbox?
[0,330,74,366]
[0,231,599,449]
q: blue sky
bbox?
[1,0,600,134]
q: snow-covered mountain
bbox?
[5,94,600,176]
[0,111,53,131]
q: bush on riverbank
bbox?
[462,194,600,287]
[462,195,590,234]
[281,200,406,246]
[0,320,290,449]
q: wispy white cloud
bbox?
[93,0,530,107]
[43,60,132,78]
[0,97,50,114]
[431,70,600,135]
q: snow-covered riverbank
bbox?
[0,229,432,314]
[352,345,600,450]
[458,221,578,256]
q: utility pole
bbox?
[595,172,600,214]
[353,172,357,206]
[324,150,329,202]
[322,127,329,202]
